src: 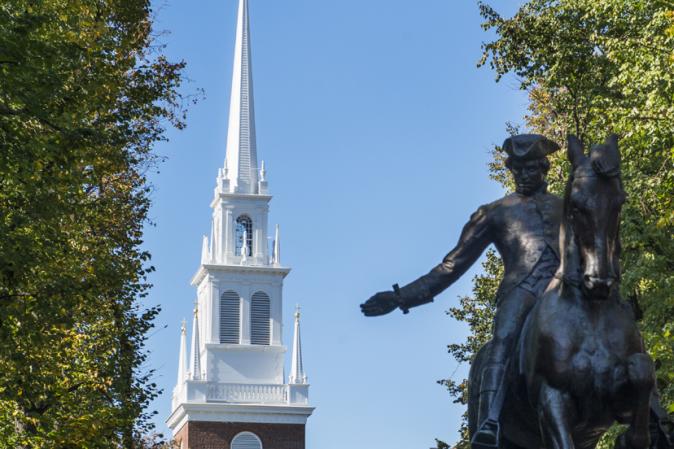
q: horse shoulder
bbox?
[528,290,583,385]
[599,299,645,355]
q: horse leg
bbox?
[648,391,673,449]
[618,353,655,449]
[538,382,576,449]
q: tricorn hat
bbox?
[503,134,560,161]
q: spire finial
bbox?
[201,235,210,264]
[290,303,307,385]
[177,319,188,387]
[189,300,202,380]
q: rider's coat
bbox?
[399,186,563,307]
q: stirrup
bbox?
[471,418,500,449]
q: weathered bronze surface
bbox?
[361,135,672,449]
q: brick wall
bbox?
[173,421,305,449]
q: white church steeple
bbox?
[168,0,313,442]
[224,0,258,195]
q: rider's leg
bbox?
[472,287,537,449]
[473,363,505,449]
[539,381,577,449]
[487,287,537,366]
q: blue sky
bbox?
[144,1,526,447]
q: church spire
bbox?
[224,0,259,194]
[289,305,307,384]
[189,302,202,380]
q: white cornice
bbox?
[205,343,287,353]
[167,403,315,433]
[210,192,272,208]
[191,264,290,286]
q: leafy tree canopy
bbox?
[0,0,189,447]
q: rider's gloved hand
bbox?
[360,290,400,316]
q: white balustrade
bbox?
[207,383,288,404]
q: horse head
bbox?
[563,134,626,300]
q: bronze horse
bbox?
[469,135,657,449]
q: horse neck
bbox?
[558,216,583,283]
[557,177,581,282]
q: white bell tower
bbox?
[167,0,313,446]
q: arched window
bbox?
[250,291,271,345]
[220,290,240,344]
[235,215,253,257]
[231,431,262,449]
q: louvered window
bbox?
[235,215,253,256]
[250,291,271,345]
[231,432,262,449]
[220,290,240,344]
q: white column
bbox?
[272,224,281,265]
[254,229,263,265]
[225,208,234,262]
[216,206,224,263]
[271,283,283,345]
[210,212,219,263]
[209,276,220,344]
[240,285,251,344]
[253,209,264,263]
[261,205,269,263]
[199,295,206,351]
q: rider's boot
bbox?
[471,364,504,449]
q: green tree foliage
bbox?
[0,1,188,447]
[440,1,674,447]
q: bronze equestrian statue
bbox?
[361,134,563,446]
[361,134,672,449]
[468,135,668,449]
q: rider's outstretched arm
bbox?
[396,205,493,312]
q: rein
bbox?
[554,273,583,289]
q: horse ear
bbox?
[567,134,586,168]
[591,134,621,177]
